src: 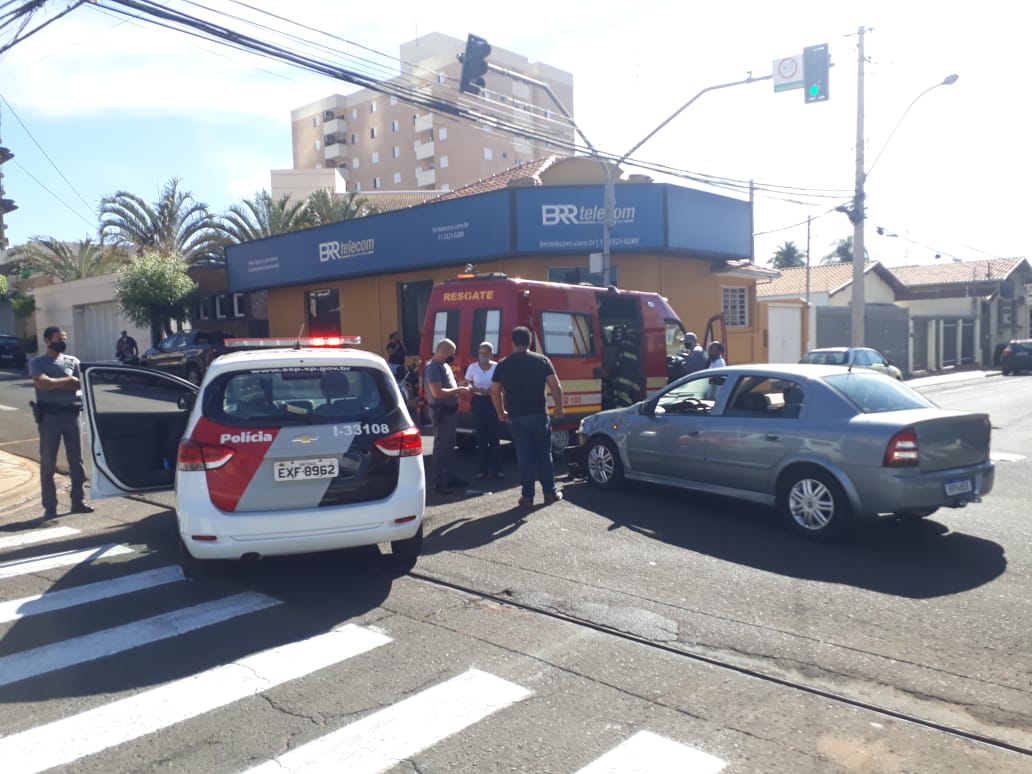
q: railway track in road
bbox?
[407,567,1032,761]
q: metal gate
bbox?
[815,304,910,374]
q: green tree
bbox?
[99,177,221,264]
[305,189,379,226]
[216,190,313,243]
[114,252,198,341]
[768,240,807,269]
[6,238,129,281]
[821,235,868,264]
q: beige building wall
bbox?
[290,32,574,194]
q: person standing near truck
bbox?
[463,341,504,480]
[491,326,565,508]
[424,338,472,495]
[29,326,94,519]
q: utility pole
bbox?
[850,26,867,347]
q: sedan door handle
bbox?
[766,433,780,441]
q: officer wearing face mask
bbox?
[423,338,471,495]
[29,326,94,519]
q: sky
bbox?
[0,0,1026,270]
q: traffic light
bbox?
[803,44,830,103]
[458,34,491,95]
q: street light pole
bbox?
[849,24,958,346]
[601,73,771,286]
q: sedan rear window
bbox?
[825,373,935,413]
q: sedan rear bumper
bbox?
[850,461,994,514]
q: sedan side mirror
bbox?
[177,394,195,411]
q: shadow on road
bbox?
[560,480,1006,599]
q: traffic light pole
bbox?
[600,73,771,286]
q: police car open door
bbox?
[81,364,197,498]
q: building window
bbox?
[371,151,379,163]
[311,116,318,127]
[354,182,361,191]
[232,292,246,318]
[370,127,377,139]
[484,147,493,161]
[391,119,400,132]
[722,286,749,327]
[392,146,401,158]
[399,279,433,355]
[373,177,381,189]
[437,73,446,84]
[370,101,377,113]
[314,139,321,151]
[440,156,448,168]
[352,158,361,169]
[306,288,341,337]
[439,127,448,141]
[338,162,347,169]
[214,295,228,319]
[390,96,398,106]
[351,108,357,119]
[393,172,402,184]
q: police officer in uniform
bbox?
[29,326,94,519]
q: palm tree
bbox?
[6,238,129,282]
[769,240,806,269]
[216,190,313,243]
[305,189,379,226]
[822,235,868,264]
[99,177,221,264]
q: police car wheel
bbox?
[179,536,213,579]
[387,522,423,571]
[586,437,624,490]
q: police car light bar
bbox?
[225,336,362,350]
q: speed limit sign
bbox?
[773,55,803,92]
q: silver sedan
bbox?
[571,364,994,539]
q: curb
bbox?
[0,449,40,516]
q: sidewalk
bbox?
[0,367,1002,516]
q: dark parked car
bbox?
[141,330,231,384]
[571,363,993,540]
[0,334,27,368]
[1000,339,1032,375]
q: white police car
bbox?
[81,337,425,574]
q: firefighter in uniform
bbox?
[29,326,94,519]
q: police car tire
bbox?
[388,522,423,570]
[179,536,213,579]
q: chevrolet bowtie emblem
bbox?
[292,434,319,444]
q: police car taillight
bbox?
[178,439,235,471]
[373,426,422,457]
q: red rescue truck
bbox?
[419,273,694,450]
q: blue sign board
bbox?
[666,186,751,259]
[514,185,666,254]
[227,191,512,292]
[226,182,752,292]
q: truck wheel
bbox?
[185,364,202,385]
[585,437,624,490]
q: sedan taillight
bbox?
[374,426,423,457]
[1002,346,1014,357]
[883,429,919,467]
[178,439,235,471]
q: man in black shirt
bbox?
[491,326,565,507]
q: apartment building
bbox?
[290,32,574,193]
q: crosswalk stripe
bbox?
[0,591,280,688]
[0,543,134,579]
[0,526,80,551]
[0,624,392,774]
[0,565,185,623]
[244,668,532,774]
[574,730,726,774]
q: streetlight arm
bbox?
[865,74,959,179]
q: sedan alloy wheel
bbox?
[586,437,624,490]
[779,468,850,539]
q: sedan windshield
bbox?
[825,372,935,413]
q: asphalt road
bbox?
[1,365,1030,772]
